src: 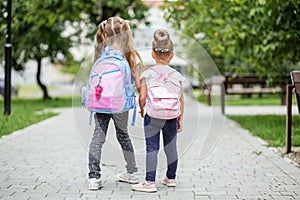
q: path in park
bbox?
[0,95,300,200]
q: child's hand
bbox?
[177,118,183,133]
[139,109,144,118]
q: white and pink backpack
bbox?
[146,67,182,119]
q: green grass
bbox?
[224,95,283,106]
[0,96,74,138]
[195,90,300,147]
[227,115,300,147]
[62,60,81,74]
[197,93,297,106]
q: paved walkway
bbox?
[0,96,300,200]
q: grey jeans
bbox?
[88,112,138,179]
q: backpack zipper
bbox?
[102,69,120,75]
[91,69,121,78]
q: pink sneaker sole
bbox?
[162,178,176,187]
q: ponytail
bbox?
[94,16,143,70]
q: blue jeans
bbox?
[144,114,178,182]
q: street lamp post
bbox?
[4,0,12,115]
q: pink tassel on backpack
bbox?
[95,85,103,99]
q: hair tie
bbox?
[154,48,170,53]
[98,20,107,28]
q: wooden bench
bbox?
[206,74,288,114]
[286,71,300,153]
[224,74,283,97]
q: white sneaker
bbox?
[117,172,139,184]
[88,178,103,190]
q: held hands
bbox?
[177,118,183,133]
[139,109,144,118]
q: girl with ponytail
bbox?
[88,16,142,190]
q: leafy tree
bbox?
[0,0,149,100]
[163,0,300,81]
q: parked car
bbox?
[0,79,18,96]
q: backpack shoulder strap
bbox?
[149,67,160,74]
[131,103,137,126]
[149,67,176,81]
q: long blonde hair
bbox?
[94,16,142,70]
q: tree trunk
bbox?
[36,58,51,100]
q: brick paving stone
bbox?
[270,196,296,200]
[208,195,238,200]
[131,194,161,200]
[194,196,210,200]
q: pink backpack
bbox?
[146,67,182,119]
